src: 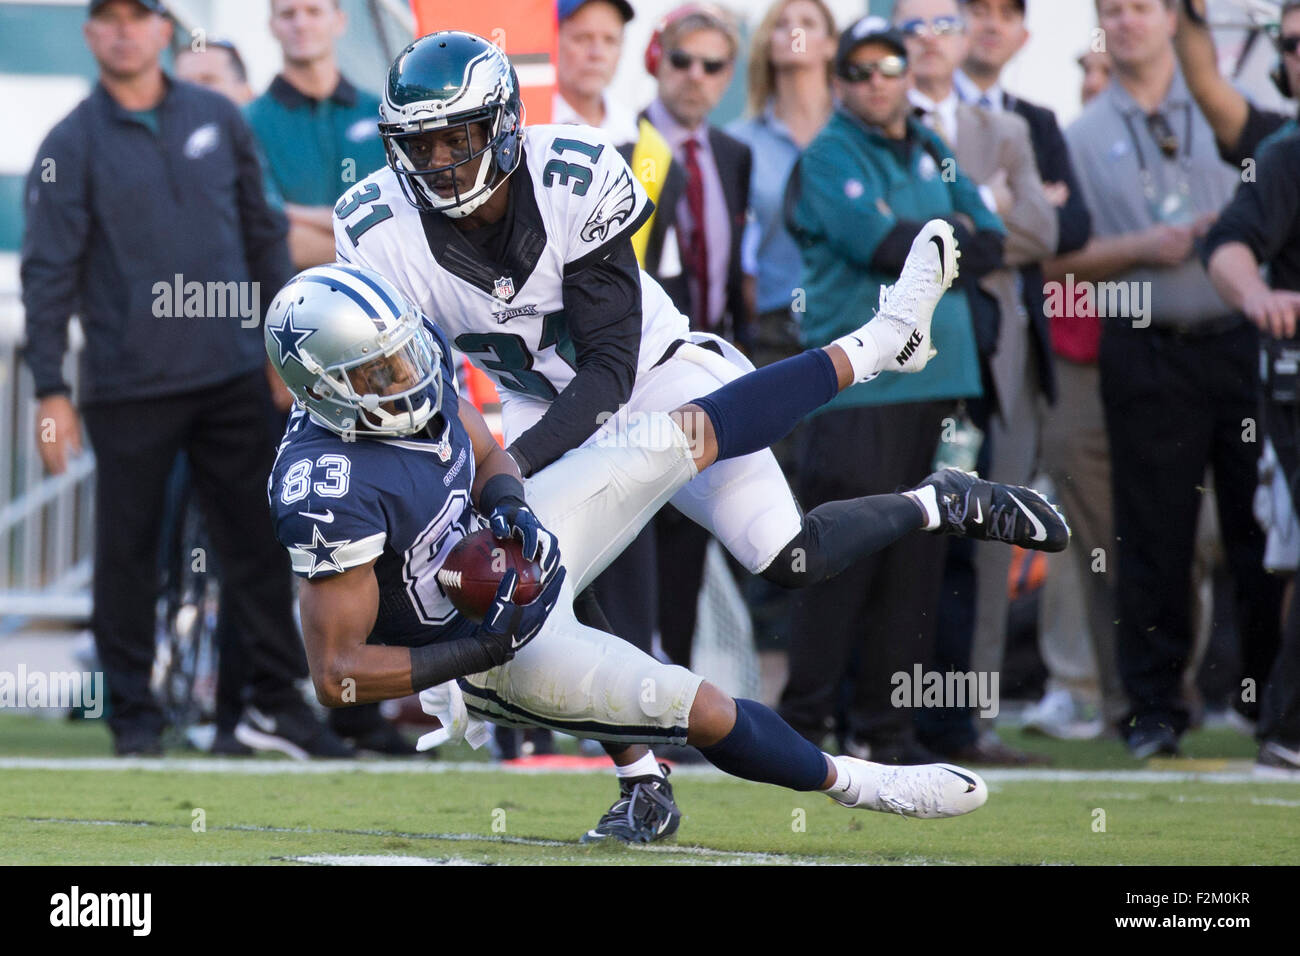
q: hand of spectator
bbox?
[1242,288,1300,339]
[1042,181,1070,208]
[1140,224,1196,267]
[987,168,1014,218]
[1191,211,1217,239]
[35,395,83,476]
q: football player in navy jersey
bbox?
[264,259,1069,838]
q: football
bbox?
[436,528,544,622]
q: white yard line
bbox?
[0,757,1293,784]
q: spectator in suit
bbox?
[21,0,349,758]
[727,0,838,705]
[549,0,682,664]
[781,15,1005,760]
[958,0,1118,746]
[897,0,1057,765]
[643,2,755,668]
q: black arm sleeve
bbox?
[409,637,503,692]
[506,239,643,477]
[1204,137,1300,266]
[19,124,86,398]
[1219,101,1292,167]
[869,219,1005,279]
[229,105,292,323]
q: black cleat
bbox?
[580,763,682,844]
[916,469,1070,552]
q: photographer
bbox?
[1205,132,1300,774]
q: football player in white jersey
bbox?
[331,30,1065,842]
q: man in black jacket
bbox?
[21,0,348,757]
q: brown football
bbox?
[436,529,544,622]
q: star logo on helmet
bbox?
[295,524,350,576]
[269,304,316,367]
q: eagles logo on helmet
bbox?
[379,30,525,219]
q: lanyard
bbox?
[1119,103,1194,200]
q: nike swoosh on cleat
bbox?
[941,766,979,792]
[1007,492,1048,542]
[929,234,947,275]
[971,497,983,525]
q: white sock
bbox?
[904,485,941,531]
[825,754,862,805]
[615,751,663,780]
[830,330,885,384]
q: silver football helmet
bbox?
[265,264,444,437]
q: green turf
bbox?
[1,714,1296,865]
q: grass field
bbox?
[3,714,1297,865]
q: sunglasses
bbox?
[897,15,966,38]
[667,49,731,75]
[1281,34,1300,55]
[839,55,908,82]
[1146,111,1179,160]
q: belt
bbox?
[1136,314,1244,339]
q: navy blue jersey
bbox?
[269,325,483,648]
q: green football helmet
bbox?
[265,264,445,438]
[379,30,525,219]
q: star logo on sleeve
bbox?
[295,524,351,576]
[268,304,316,367]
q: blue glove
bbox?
[488,498,562,586]
[476,566,567,662]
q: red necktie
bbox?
[682,138,710,330]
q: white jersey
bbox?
[332,123,687,420]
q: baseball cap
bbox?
[88,0,167,15]
[835,16,908,74]
[558,0,635,23]
[959,0,1026,11]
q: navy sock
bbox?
[692,349,838,463]
[697,698,828,792]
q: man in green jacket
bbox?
[780,16,1006,762]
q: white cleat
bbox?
[863,219,961,374]
[827,755,988,819]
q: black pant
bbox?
[82,371,307,738]
[1259,398,1300,745]
[778,400,951,747]
[1100,322,1282,738]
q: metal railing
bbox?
[0,332,95,620]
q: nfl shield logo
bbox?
[434,438,452,463]
[494,275,515,300]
